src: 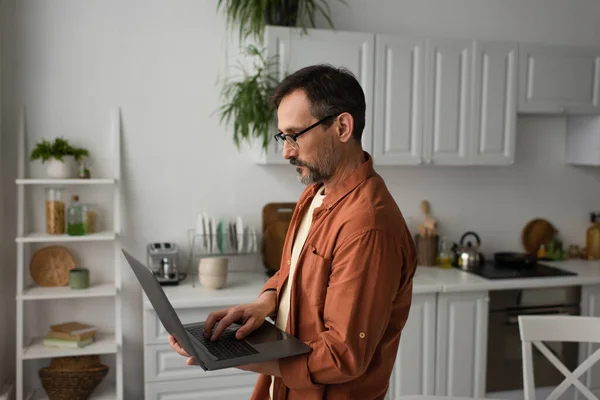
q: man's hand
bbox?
[204,290,277,341]
[168,334,198,366]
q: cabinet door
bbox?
[373,34,425,165]
[579,284,600,393]
[423,38,472,165]
[145,374,258,400]
[471,41,518,165]
[388,293,436,398]
[254,26,375,164]
[435,291,489,398]
[519,44,600,114]
[144,343,255,382]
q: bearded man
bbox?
[169,64,417,400]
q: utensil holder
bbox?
[416,234,439,266]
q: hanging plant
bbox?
[217,45,279,151]
[216,0,348,43]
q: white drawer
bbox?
[145,374,258,400]
[144,343,253,382]
[144,307,222,344]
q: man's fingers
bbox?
[235,316,256,339]
[211,309,243,341]
[204,308,229,337]
[186,357,198,365]
[168,335,190,357]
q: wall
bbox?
[0,0,16,391]
[1,0,600,398]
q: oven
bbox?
[486,285,581,393]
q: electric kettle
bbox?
[457,231,485,270]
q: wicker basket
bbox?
[49,355,100,371]
[39,364,108,400]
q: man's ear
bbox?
[336,112,354,143]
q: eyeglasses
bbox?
[274,114,338,149]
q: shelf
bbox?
[16,178,116,185]
[22,333,117,360]
[19,283,117,301]
[16,108,123,399]
[16,231,117,243]
[26,386,116,400]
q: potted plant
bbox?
[216,0,347,42]
[218,45,279,151]
[30,137,90,179]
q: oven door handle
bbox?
[505,307,578,326]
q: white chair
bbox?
[518,315,600,400]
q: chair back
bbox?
[519,315,600,400]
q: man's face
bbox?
[277,90,338,185]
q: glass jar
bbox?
[78,159,91,179]
[67,195,86,236]
[84,203,97,233]
[587,213,600,260]
[438,236,453,268]
[45,188,66,234]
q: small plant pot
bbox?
[46,157,76,179]
[266,0,300,26]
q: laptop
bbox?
[122,249,311,371]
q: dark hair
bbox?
[269,64,366,142]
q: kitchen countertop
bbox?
[144,260,600,309]
[144,269,443,309]
[416,259,600,293]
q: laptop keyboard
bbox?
[187,325,259,360]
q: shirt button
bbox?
[287,260,291,265]
[359,332,366,339]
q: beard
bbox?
[290,144,337,185]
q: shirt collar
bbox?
[307,151,375,210]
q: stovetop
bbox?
[463,261,577,280]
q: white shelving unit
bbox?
[14,108,123,400]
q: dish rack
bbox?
[185,229,262,287]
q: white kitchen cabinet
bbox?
[435,291,489,398]
[387,293,436,398]
[470,41,518,165]
[143,282,442,400]
[422,38,473,166]
[145,374,257,400]
[373,36,517,166]
[372,34,425,165]
[253,25,375,164]
[518,44,600,114]
[254,26,518,167]
[578,284,600,395]
[143,307,258,400]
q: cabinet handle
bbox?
[484,296,490,303]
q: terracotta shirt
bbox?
[251,152,417,400]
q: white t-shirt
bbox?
[269,186,326,399]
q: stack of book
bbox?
[42,321,97,349]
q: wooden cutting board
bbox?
[262,202,296,276]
